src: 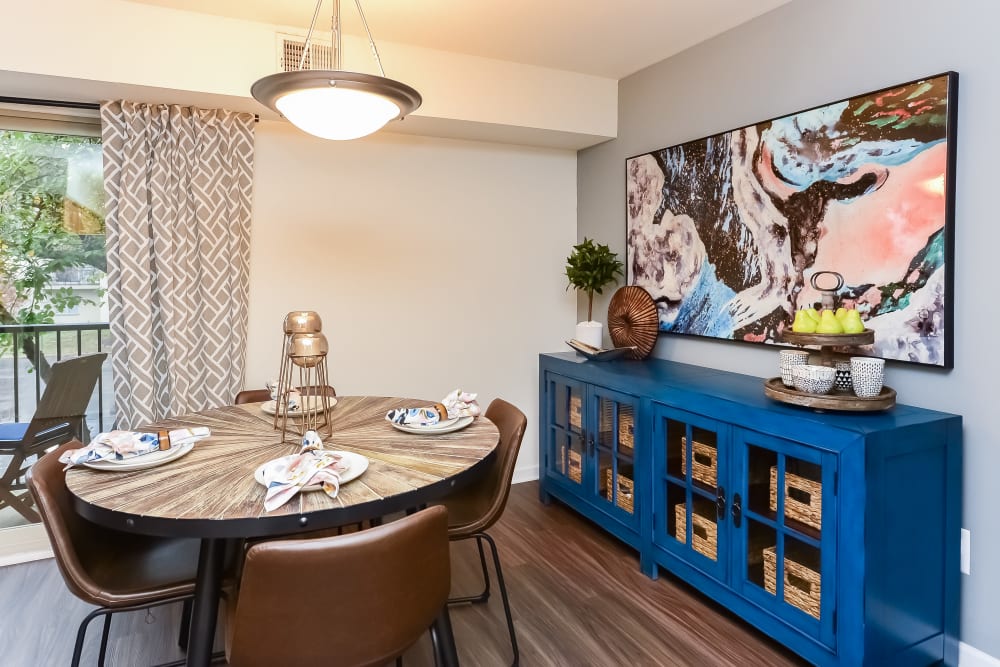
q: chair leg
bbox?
[97,613,113,667]
[448,534,491,605]
[0,487,41,522]
[178,598,192,651]
[429,608,459,667]
[395,658,403,667]
[72,607,111,667]
[480,532,519,666]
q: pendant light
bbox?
[252,0,421,141]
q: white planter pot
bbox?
[575,321,604,349]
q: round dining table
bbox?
[65,396,500,667]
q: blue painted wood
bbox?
[538,353,962,667]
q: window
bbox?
[0,110,107,326]
[0,105,112,532]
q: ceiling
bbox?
[126,0,791,79]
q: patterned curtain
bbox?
[100,101,255,428]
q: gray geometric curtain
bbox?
[100,101,255,428]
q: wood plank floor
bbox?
[0,481,806,666]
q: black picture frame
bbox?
[625,72,958,368]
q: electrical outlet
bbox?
[960,528,971,575]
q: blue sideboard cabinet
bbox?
[538,352,962,667]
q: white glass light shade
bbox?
[252,70,422,141]
[276,87,400,141]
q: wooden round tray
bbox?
[781,329,875,347]
[764,377,896,412]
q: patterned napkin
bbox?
[261,431,350,511]
[59,428,211,468]
[385,405,446,426]
[385,389,481,426]
[441,389,481,418]
[265,380,301,411]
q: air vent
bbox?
[276,32,333,72]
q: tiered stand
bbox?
[764,329,896,411]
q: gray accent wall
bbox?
[578,0,999,655]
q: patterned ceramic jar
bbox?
[850,357,885,398]
[791,364,837,394]
[834,360,852,392]
[779,350,810,387]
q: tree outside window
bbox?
[0,129,107,380]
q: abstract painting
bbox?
[626,72,957,367]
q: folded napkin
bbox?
[265,380,301,411]
[385,405,447,426]
[384,389,481,426]
[59,427,211,468]
[262,434,349,511]
[441,389,481,418]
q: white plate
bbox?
[81,440,196,472]
[254,450,369,492]
[390,415,474,435]
[260,395,338,416]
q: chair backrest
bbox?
[28,353,107,441]
[445,398,527,536]
[234,385,336,405]
[227,505,450,667]
[472,398,528,531]
[233,389,269,405]
[26,440,124,605]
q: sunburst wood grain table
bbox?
[66,396,500,667]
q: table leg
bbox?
[186,538,227,667]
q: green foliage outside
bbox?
[0,129,107,374]
[565,238,624,321]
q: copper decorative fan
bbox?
[607,286,658,360]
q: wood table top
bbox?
[66,396,499,538]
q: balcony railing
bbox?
[0,322,114,438]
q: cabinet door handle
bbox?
[731,492,742,528]
[716,487,726,520]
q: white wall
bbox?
[247,121,578,480]
[577,0,1000,656]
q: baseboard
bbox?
[962,642,1000,667]
[512,464,539,484]
[0,524,53,567]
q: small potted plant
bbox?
[566,237,624,349]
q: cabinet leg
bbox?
[640,553,658,580]
[538,485,552,505]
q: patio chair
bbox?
[0,352,107,522]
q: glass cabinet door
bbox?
[590,387,640,525]
[735,430,837,648]
[544,374,586,490]
[652,404,727,582]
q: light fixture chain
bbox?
[353,0,386,78]
[332,0,342,70]
[298,0,326,71]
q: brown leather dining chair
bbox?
[0,353,107,522]
[27,440,214,667]
[234,384,336,405]
[225,505,457,667]
[439,398,527,666]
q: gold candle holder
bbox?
[273,313,333,442]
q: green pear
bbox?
[835,307,848,321]
[842,309,865,334]
[792,309,817,333]
[816,309,844,334]
[805,307,821,322]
